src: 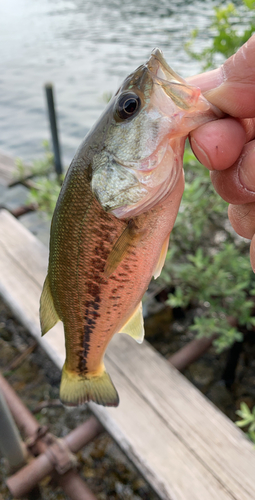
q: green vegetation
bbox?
[27,175,62,217]
[160,149,255,352]
[163,1,255,438]
[15,140,55,180]
[236,402,255,444]
[186,0,255,69]
[16,141,62,217]
[161,0,255,352]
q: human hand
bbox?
[188,34,255,269]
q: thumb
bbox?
[204,34,255,118]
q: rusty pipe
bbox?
[0,389,27,470]
[0,373,103,499]
[65,415,104,452]
[7,452,52,497]
[0,373,103,447]
[7,418,104,497]
[54,470,98,500]
[169,335,216,372]
[8,463,98,500]
[0,372,39,438]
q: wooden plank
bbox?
[0,149,31,187]
[104,336,255,500]
[0,210,65,367]
[0,208,255,500]
[0,151,17,186]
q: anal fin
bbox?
[119,301,144,344]
[153,234,170,279]
[40,275,60,336]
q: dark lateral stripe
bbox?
[78,294,102,374]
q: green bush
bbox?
[186,0,255,69]
[236,402,255,444]
[160,149,255,351]
[160,1,255,352]
[27,175,62,217]
[16,141,63,217]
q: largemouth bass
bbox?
[40,49,221,407]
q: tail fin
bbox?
[60,364,119,407]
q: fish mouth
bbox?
[147,48,225,118]
[147,48,186,84]
[146,48,187,90]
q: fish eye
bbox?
[115,92,141,121]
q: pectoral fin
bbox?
[153,234,170,279]
[119,301,144,344]
[40,275,60,336]
[104,220,143,278]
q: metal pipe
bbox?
[9,465,98,500]
[45,83,63,175]
[57,470,98,500]
[6,418,104,497]
[0,373,103,499]
[0,389,27,470]
[168,335,216,372]
[7,455,98,499]
[0,372,39,438]
[65,416,104,452]
[7,452,50,497]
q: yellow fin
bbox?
[119,301,144,344]
[104,220,143,278]
[59,365,119,407]
[40,275,60,336]
[153,234,170,279]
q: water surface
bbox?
[0,0,215,164]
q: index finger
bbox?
[188,34,255,118]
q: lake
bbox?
[0,0,216,165]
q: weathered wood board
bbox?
[0,151,17,187]
[0,208,255,500]
[0,149,32,188]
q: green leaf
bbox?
[243,0,255,9]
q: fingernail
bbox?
[239,146,255,191]
[190,137,212,169]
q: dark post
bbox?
[45,83,63,175]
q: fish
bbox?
[40,48,222,407]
